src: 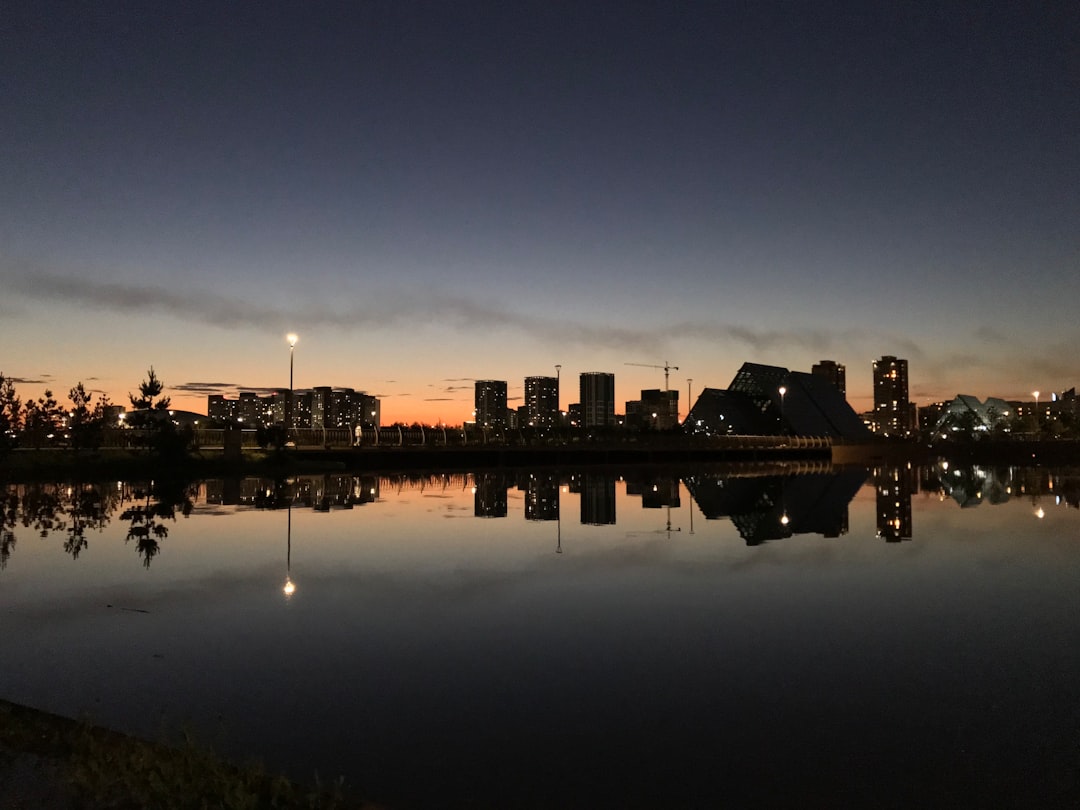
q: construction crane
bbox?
[625,361,679,391]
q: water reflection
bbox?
[684,468,865,544]
[4,463,1080,808]
[4,464,1080,571]
[875,465,914,542]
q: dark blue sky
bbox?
[3,1,1078,419]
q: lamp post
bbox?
[554,364,562,431]
[1032,390,1040,434]
[778,385,787,433]
[286,333,298,438]
[686,378,692,423]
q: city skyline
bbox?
[3,2,1078,424]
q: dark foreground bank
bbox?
[0,699,376,809]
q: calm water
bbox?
[2,464,1079,808]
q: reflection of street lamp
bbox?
[287,333,298,438]
[283,500,296,598]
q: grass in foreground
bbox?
[0,699,379,809]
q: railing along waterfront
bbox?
[98,427,832,452]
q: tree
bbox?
[69,382,106,450]
[129,366,171,412]
[0,373,21,451]
[23,389,64,449]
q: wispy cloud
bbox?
[0,268,895,355]
[6,270,1076,395]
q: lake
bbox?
[2,463,1079,808]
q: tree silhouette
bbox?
[0,373,21,451]
[129,366,171,411]
[69,382,106,450]
[23,389,64,449]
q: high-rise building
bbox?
[207,395,235,422]
[580,372,615,428]
[641,389,679,430]
[524,376,559,429]
[474,380,508,430]
[873,355,911,436]
[811,360,846,398]
[355,393,380,427]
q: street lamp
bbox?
[286,333,298,436]
[1033,390,1040,432]
[555,364,562,426]
[778,385,787,432]
[687,378,692,422]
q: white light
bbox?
[287,333,299,347]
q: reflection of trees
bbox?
[0,482,121,568]
[119,479,195,568]
[1,490,15,570]
[62,485,111,559]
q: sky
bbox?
[2,1,1078,424]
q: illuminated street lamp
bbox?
[286,333,298,437]
[1032,390,1040,432]
[778,385,787,432]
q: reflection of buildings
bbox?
[874,466,914,542]
[579,473,616,525]
[520,473,559,521]
[872,355,912,436]
[932,464,1014,508]
[207,475,380,509]
[683,471,865,545]
[626,476,680,509]
[474,473,509,518]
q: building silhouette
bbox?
[524,376,559,429]
[208,388,380,428]
[685,362,869,439]
[811,360,846,397]
[474,380,508,430]
[626,389,679,430]
[873,356,911,436]
[580,372,615,428]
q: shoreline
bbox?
[2,439,1079,482]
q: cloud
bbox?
[423,397,457,402]
[173,382,241,394]
[6,270,1078,396]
